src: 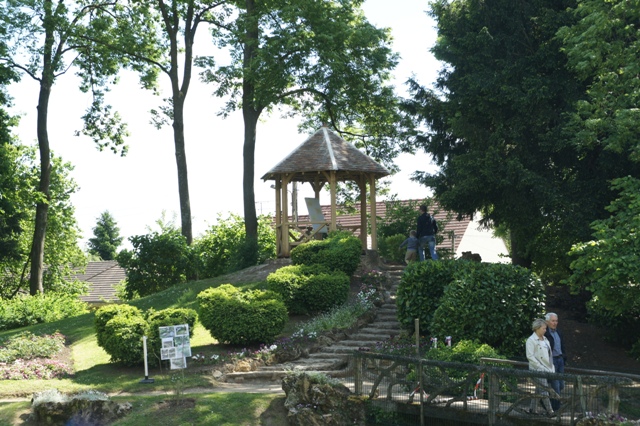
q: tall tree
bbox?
[200,0,400,249]
[559,0,640,164]
[88,210,123,260]
[101,0,229,246]
[403,0,599,278]
[0,0,143,294]
[0,44,23,263]
[0,146,85,299]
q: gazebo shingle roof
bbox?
[261,126,390,181]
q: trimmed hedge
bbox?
[396,260,474,332]
[378,234,407,264]
[102,315,149,366]
[197,284,287,345]
[290,231,362,276]
[95,305,197,366]
[146,308,198,364]
[94,304,144,349]
[267,264,349,314]
[430,263,544,356]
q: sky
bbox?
[7,0,442,250]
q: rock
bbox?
[30,389,131,426]
[282,373,365,426]
[211,370,223,379]
[235,360,252,372]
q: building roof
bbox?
[72,260,125,304]
[261,126,390,182]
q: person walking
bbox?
[545,312,567,411]
[526,318,555,416]
[416,205,439,261]
[399,230,419,264]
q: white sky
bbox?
[6,0,441,250]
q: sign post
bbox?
[139,335,155,384]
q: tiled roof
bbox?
[293,199,472,253]
[72,260,125,304]
[261,126,390,181]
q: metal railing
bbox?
[344,351,639,425]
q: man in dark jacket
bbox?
[545,312,567,411]
[416,205,439,261]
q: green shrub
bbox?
[426,340,504,364]
[377,198,426,239]
[146,307,197,364]
[300,272,350,314]
[430,263,544,356]
[378,234,408,264]
[267,264,349,315]
[117,229,194,299]
[197,284,287,345]
[94,304,144,349]
[396,260,473,332]
[291,231,362,276]
[266,264,330,314]
[0,293,88,331]
[193,214,276,278]
[102,315,149,366]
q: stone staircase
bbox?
[223,263,406,383]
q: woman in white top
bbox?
[525,318,555,415]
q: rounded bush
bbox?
[267,265,348,314]
[197,284,287,345]
[291,231,362,276]
[102,315,150,366]
[396,260,474,332]
[300,272,350,314]
[94,304,144,349]
[430,263,544,356]
[266,264,330,314]
[378,234,407,264]
[146,308,198,364]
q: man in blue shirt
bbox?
[544,312,566,411]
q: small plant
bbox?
[0,331,65,363]
[360,269,387,289]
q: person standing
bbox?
[399,230,419,264]
[526,318,555,416]
[416,205,439,261]
[545,312,566,411]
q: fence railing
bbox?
[346,351,639,425]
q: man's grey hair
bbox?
[545,312,558,321]
[532,318,547,331]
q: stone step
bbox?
[361,322,401,330]
[348,332,391,341]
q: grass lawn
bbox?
[0,393,288,426]
[0,272,293,424]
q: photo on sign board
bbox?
[178,344,192,358]
[170,357,187,369]
[159,326,175,339]
[174,335,189,347]
[175,324,189,336]
[161,347,177,360]
[162,337,174,349]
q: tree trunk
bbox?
[510,232,532,268]
[166,4,195,246]
[29,22,55,295]
[172,95,193,245]
[242,0,260,243]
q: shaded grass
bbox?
[0,393,287,426]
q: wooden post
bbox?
[369,175,378,250]
[354,354,362,395]
[607,384,620,415]
[359,178,368,249]
[487,373,499,425]
[274,179,282,257]
[329,171,337,232]
[282,176,290,256]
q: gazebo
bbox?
[261,125,390,257]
